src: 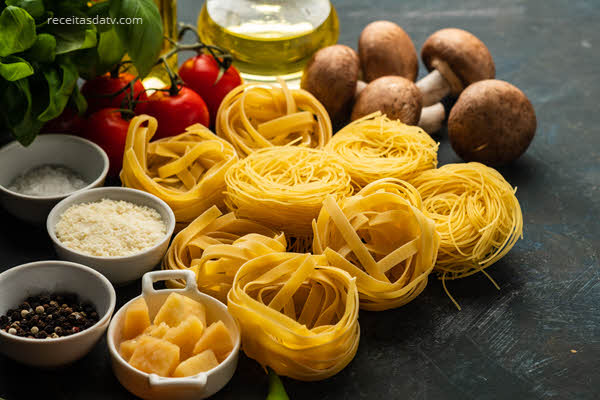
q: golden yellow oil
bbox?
[124,0,178,90]
[198,0,339,82]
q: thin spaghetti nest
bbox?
[162,206,286,302]
[224,147,353,238]
[227,252,360,381]
[412,162,523,282]
[313,179,440,311]
[326,112,438,188]
[216,80,332,157]
[121,115,238,228]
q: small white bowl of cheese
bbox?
[47,187,176,285]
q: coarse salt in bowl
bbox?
[0,134,109,225]
[47,187,176,285]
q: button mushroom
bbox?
[448,79,536,166]
[416,28,495,106]
[351,76,446,134]
[301,44,360,129]
[358,21,419,82]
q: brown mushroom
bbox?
[358,21,419,82]
[448,79,536,166]
[351,76,446,134]
[301,45,360,128]
[417,28,495,106]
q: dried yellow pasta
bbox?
[313,180,440,311]
[120,115,238,228]
[224,147,353,238]
[216,80,332,157]
[227,252,360,381]
[162,205,286,302]
[412,163,523,283]
[326,112,438,188]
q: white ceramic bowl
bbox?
[0,134,109,225]
[47,187,176,285]
[0,260,116,367]
[107,270,241,400]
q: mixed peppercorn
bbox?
[0,293,100,339]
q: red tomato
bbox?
[41,107,85,135]
[178,54,242,125]
[139,86,209,140]
[81,73,147,115]
[84,108,131,177]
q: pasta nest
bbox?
[326,112,438,188]
[224,146,353,237]
[121,115,238,229]
[216,81,332,157]
[313,179,440,311]
[227,252,360,381]
[412,162,523,280]
[162,206,286,303]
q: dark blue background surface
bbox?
[1,0,598,398]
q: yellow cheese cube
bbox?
[153,293,206,328]
[122,298,151,340]
[128,336,180,377]
[163,316,205,360]
[172,350,219,377]
[193,321,234,362]
[143,322,170,339]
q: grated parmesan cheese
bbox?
[55,198,167,257]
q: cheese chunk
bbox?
[128,337,180,377]
[164,316,205,360]
[193,321,233,362]
[154,293,206,328]
[173,350,219,377]
[123,298,151,340]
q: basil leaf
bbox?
[24,33,56,63]
[0,55,34,81]
[2,78,44,146]
[0,6,37,57]
[86,0,112,32]
[109,0,163,78]
[51,24,97,55]
[6,0,45,19]
[38,61,78,122]
[74,27,124,79]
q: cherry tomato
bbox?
[178,54,242,125]
[139,86,209,140]
[81,72,147,115]
[84,108,131,177]
[41,107,85,135]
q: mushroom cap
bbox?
[351,76,423,124]
[301,44,360,127]
[358,20,419,82]
[421,28,495,94]
[448,79,537,166]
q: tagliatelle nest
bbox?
[121,115,238,229]
[227,252,360,381]
[216,80,332,157]
[162,206,286,303]
[224,146,353,238]
[312,179,440,311]
[326,112,439,188]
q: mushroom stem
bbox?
[355,80,367,99]
[416,70,451,107]
[418,102,445,134]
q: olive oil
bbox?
[198,0,339,83]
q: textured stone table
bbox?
[0,0,598,399]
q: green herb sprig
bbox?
[0,0,164,145]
